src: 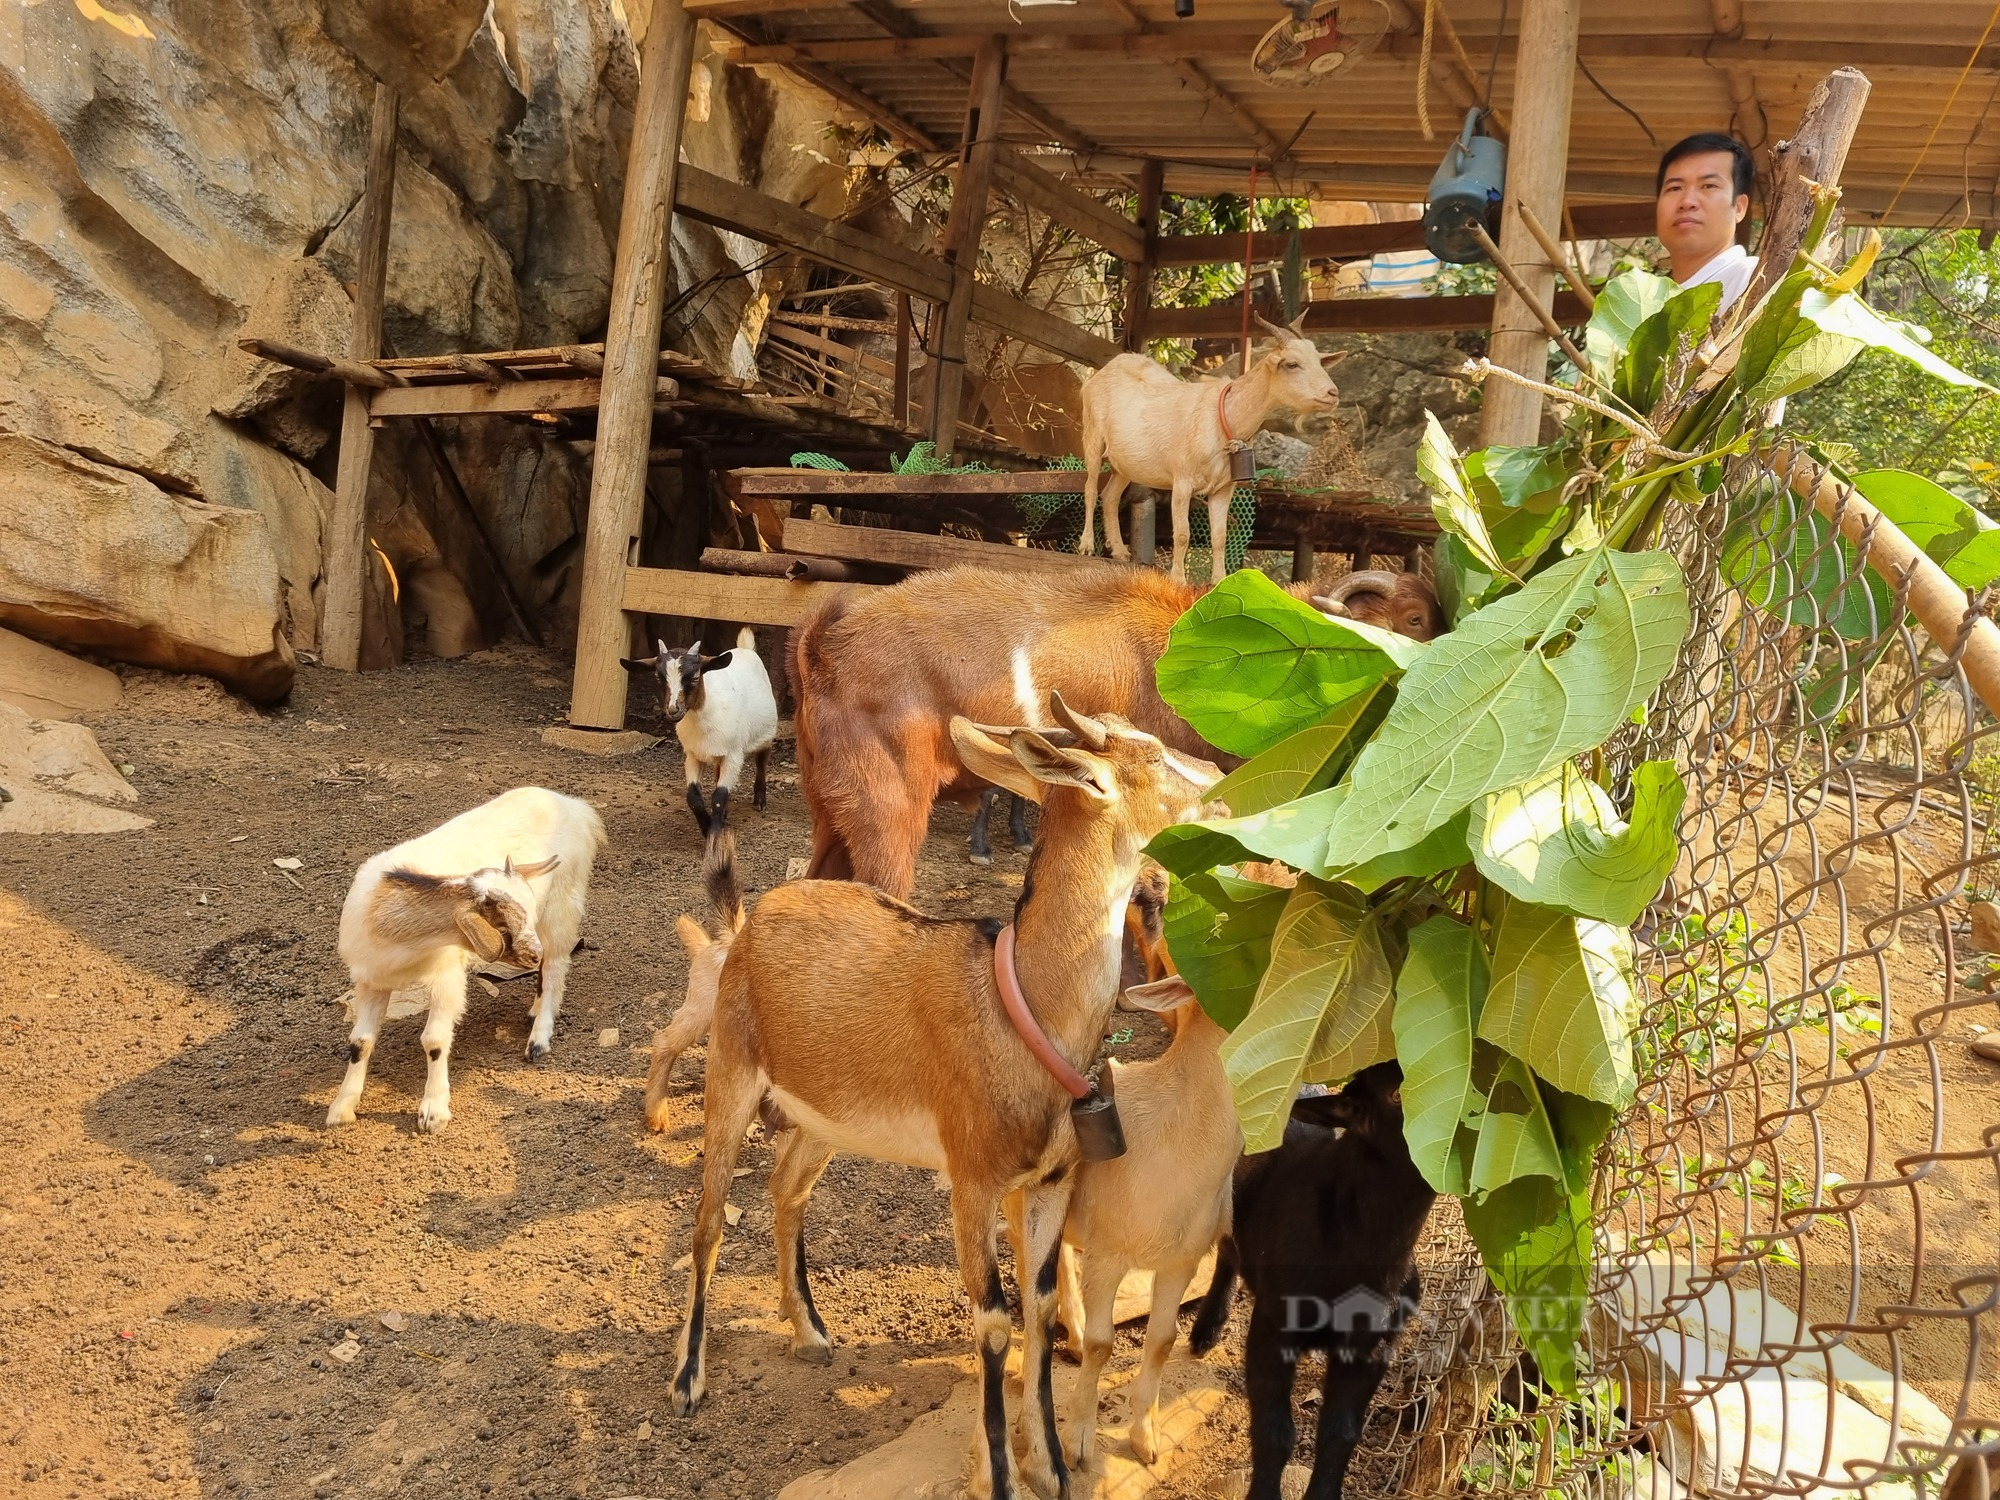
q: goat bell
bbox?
[1070,1070,1127,1162]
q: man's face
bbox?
[1657,149,1749,267]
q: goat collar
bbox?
[994,923,1093,1100]
[1217,379,1238,444]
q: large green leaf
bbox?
[1419,412,1518,581]
[1797,287,1997,394]
[1620,281,1723,411]
[1470,442,1571,511]
[1462,1172,1593,1397]
[1207,682,1393,816]
[1330,804,1472,893]
[1393,916,1490,1195]
[1302,980,1397,1084]
[1156,569,1422,757]
[1478,899,1639,1106]
[1852,468,2000,590]
[1720,478,1889,641]
[1468,1051,1565,1192]
[1319,550,1690,867]
[1470,760,1686,925]
[1585,270,1678,379]
[1219,882,1392,1152]
[1162,869,1291,1031]
[1432,532,1501,627]
[1145,783,1345,880]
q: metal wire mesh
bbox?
[1351,441,2000,1499]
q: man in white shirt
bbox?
[1655,132,1758,311]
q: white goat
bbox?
[1049,965,1240,1469]
[326,786,606,1133]
[623,625,777,841]
[1079,312,1345,583]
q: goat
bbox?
[1041,868,1241,1470]
[1080,312,1345,583]
[969,787,1033,865]
[666,694,1221,1500]
[621,625,776,840]
[1189,1062,1438,1500]
[789,563,1443,898]
[326,786,605,1133]
[639,828,745,1133]
[1313,569,1447,643]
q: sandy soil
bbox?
[0,647,1251,1500]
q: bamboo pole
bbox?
[567,0,698,731]
[1480,0,1580,446]
[1516,202,1595,311]
[929,38,1006,459]
[322,84,399,673]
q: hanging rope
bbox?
[1418,0,1438,139]
[1417,0,1509,140]
[1881,0,2000,221]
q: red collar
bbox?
[994,924,1092,1099]
[1217,379,1237,443]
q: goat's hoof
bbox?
[1020,1455,1064,1500]
[525,1039,550,1063]
[968,851,993,866]
[415,1103,452,1134]
[1128,1421,1158,1466]
[669,1365,705,1416]
[325,1103,356,1128]
[791,1338,833,1366]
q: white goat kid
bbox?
[1079,312,1345,583]
[623,625,777,841]
[1053,969,1241,1468]
[327,786,606,1133]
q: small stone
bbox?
[539,726,659,757]
[473,977,498,997]
[636,1420,652,1442]
[272,857,303,871]
[723,1203,742,1227]
[327,1339,360,1364]
[784,856,810,881]
[377,1310,407,1333]
[597,1028,620,1049]
[1969,900,2000,952]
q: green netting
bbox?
[786,448,1261,574]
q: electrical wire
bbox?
[1576,54,1656,146]
[1482,0,1507,112]
[1882,0,2000,222]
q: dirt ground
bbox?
[0,646,1261,1500]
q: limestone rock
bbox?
[0,701,149,835]
[1252,429,1312,479]
[1968,900,2000,953]
[401,556,485,657]
[0,626,120,721]
[0,433,295,701]
[197,420,328,654]
[211,260,354,461]
[0,377,199,492]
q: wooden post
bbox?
[567,0,698,731]
[1740,68,1871,315]
[1131,493,1156,566]
[1291,536,1315,584]
[1123,159,1165,352]
[322,84,399,673]
[929,38,1006,459]
[893,292,912,428]
[1478,0,1580,446]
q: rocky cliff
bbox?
[0,0,853,700]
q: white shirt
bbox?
[1676,242,1757,312]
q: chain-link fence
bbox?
[1351,441,2000,1499]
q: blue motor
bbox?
[1423,108,1507,265]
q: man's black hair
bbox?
[1656,132,1754,200]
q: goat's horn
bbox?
[1318,569,1401,605]
[1046,691,1108,751]
[1251,312,1289,341]
[966,719,1078,747]
[1288,309,1309,335]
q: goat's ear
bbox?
[949,718,1046,804]
[1118,974,1196,1013]
[1289,1093,1357,1131]
[700,650,733,673]
[510,854,561,879]
[1320,350,1348,368]
[1009,730,1114,801]
[455,909,508,961]
[620,656,658,672]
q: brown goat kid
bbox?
[790,563,1443,898]
[668,695,1221,1500]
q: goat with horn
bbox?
[1078,310,1344,583]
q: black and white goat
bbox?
[623,626,777,840]
[327,786,606,1133]
[1190,1062,1438,1500]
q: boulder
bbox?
[0,433,295,701]
[0,700,149,835]
[197,419,329,653]
[0,626,121,721]
[211,259,355,461]
[0,376,199,492]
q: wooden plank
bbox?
[933,39,1008,456]
[967,283,1117,366]
[1148,291,1592,338]
[369,377,677,418]
[623,566,851,626]
[733,468,1091,497]
[783,517,1119,575]
[323,83,399,675]
[1154,201,1657,266]
[992,147,1145,262]
[570,0,699,731]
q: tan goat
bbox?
[1080,312,1345,583]
[667,695,1221,1500]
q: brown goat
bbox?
[667,696,1221,1500]
[789,563,1443,898]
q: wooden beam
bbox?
[966,283,1118,367]
[732,468,1094,498]
[1153,200,1656,266]
[992,148,1144,261]
[893,292,912,427]
[1146,290,1590,337]
[237,336,405,390]
[323,83,399,675]
[622,566,851,627]
[1172,59,1286,163]
[569,0,698,732]
[700,546,874,582]
[1742,68,1873,318]
[784,516,1117,575]
[1125,158,1164,351]
[931,39,1008,457]
[369,377,680,418]
[1481,0,1580,446]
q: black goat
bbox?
[968,787,1033,865]
[1190,1062,1438,1500]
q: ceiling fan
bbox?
[1249,0,1391,89]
